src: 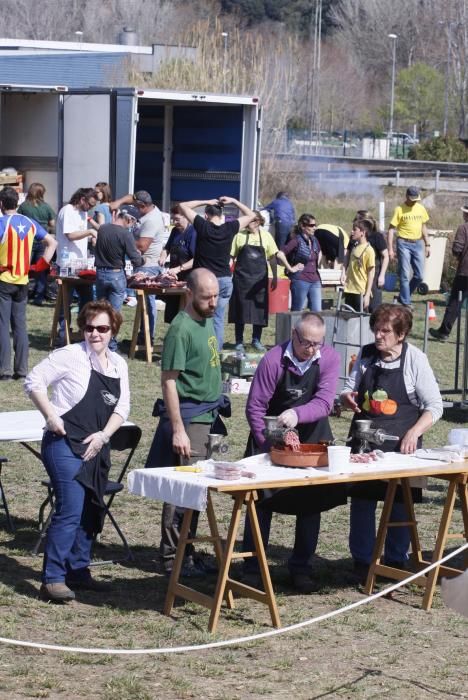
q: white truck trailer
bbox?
[0,85,262,210]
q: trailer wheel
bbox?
[417,282,429,295]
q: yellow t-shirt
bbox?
[345,242,375,295]
[390,202,429,240]
[230,228,278,259]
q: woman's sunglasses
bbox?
[84,324,111,334]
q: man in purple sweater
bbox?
[243,312,346,593]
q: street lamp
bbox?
[388,33,398,139]
[221,32,228,94]
[74,30,83,45]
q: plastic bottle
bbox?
[59,245,69,276]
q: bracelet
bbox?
[425,243,431,247]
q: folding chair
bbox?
[0,456,14,532]
[32,424,142,562]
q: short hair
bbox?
[26,182,46,204]
[276,191,288,198]
[186,267,218,293]
[370,303,412,339]
[353,218,373,236]
[171,204,182,216]
[252,209,265,226]
[95,181,112,202]
[77,300,122,337]
[0,187,19,210]
[69,188,98,206]
[294,311,325,331]
[205,203,223,218]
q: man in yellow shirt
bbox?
[387,186,430,307]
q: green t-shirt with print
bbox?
[161,310,221,423]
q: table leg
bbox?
[49,281,63,349]
[400,479,424,567]
[129,291,143,360]
[364,480,398,595]
[422,476,459,611]
[208,492,245,633]
[245,491,281,628]
[206,492,235,610]
[61,281,71,346]
[163,507,193,617]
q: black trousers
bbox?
[439,275,468,336]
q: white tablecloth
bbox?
[127,452,454,512]
[0,410,46,442]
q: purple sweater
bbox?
[246,342,340,450]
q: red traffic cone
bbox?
[428,301,437,321]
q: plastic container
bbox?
[269,278,290,313]
[448,428,468,446]
[327,446,351,473]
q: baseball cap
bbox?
[120,204,141,221]
[133,190,153,206]
[461,202,468,213]
[406,186,420,201]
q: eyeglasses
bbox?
[294,328,323,350]
[84,324,111,334]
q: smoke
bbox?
[305,163,384,199]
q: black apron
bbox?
[164,237,193,324]
[228,232,269,327]
[61,364,121,535]
[245,357,347,515]
[349,342,422,502]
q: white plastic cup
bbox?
[327,446,351,473]
[448,429,468,446]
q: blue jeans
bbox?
[243,508,321,576]
[41,432,94,584]
[275,221,292,249]
[96,269,127,350]
[136,265,163,341]
[290,279,322,312]
[397,238,425,306]
[213,275,233,351]
[349,497,410,565]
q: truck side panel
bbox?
[62,94,110,201]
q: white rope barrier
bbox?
[1,542,467,656]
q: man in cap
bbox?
[111,190,166,345]
[94,204,144,350]
[387,186,430,308]
[430,203,468,341]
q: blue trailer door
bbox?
[133,102,165,207]
[170,105,243,201]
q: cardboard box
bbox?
[223,377,252,394]
[221,352,263,377]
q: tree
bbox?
[393,63,444,136]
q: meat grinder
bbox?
[206,433,229,459]
[350,419,399,454]
[263,415,299,447]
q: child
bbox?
[342,218,375,311]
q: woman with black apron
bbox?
[342,304,442,578]
[229,211,279,353]
[159,208,197,323]
[242,314,347,593]
[25,301,130,603]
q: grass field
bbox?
[0,198,467,698]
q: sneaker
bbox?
[289,573,320,594]
[235,343,245,353]
[251,339,266,352]
[65,575,111,592]
[13,373,26,381]
[429,328,449,342]
[40,582,75,602]
[126,297,137,307]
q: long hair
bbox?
[26,182,46,205]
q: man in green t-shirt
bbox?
[145,268,228,575]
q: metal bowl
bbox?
[270,443,328,468]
